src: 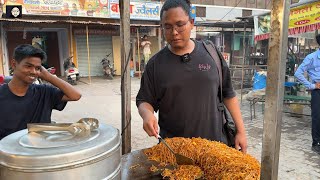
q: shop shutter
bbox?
[75,35,113,77]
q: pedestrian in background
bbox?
[141,35,152,65]
[130,59,134,78]
[294,34,320,155]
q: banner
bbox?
[254,14,271,41]
[109,0,161,20]
[289,2,320,28]
[254,1,320,41]
[3,0,110,18]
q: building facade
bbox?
[0,0,162,77]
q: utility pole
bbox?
[119,0,131,155]
[0,23,4,75]
[261,0,290,179]
[240,22,246,104]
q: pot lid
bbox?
[0,123,120,169]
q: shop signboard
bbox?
[109,0,161,20]
[3,0,110,18]
[254,1,320,41]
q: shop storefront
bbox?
[0,21,70,76]
[73,27,117,77]
[0,0,162,77]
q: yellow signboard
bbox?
[255,1,320,41]
[289,1,320,28]
[3,0,110,18]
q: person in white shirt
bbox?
[141,35,152,65]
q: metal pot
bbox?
[0,123,121,180]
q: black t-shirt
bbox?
[136,40,236,142]
[0,84,67,139]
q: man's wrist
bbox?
[234,122,246,134]
[43,73,54,82]
[236,129,246,134]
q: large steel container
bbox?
[0,123,121,180]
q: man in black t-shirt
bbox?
[136,0,247,152]
[0,44,81,140]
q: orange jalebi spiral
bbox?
[144,137,260,180]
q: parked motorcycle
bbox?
[47,67,57,76]
[101,53,116,80]
[63,56,80,85]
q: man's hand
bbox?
[37,66,81,101]
[142,113,159,138]
[38,66,52,81]
[235,131,248,153]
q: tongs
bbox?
[27,118,99,137]
[158,135,194,165]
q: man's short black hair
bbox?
[160,0,191,20]
[316,34,320,46]
[13,44,47,63]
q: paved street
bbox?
[52,77,320,179]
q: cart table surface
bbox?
[121,149,162,180]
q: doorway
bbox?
[6,31,61,75]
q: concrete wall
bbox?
[6,31,61,75]
[206,7,242,21]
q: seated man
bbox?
[0,44,81,140]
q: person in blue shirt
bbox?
[0,44,81,140]
[294,34,320,155]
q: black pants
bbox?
[311,90,320,145]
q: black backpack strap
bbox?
[202,40,224,111]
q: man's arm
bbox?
[294,57,315,90]
[39,67,81,101]
[223,96,247,153]
[138,102,158,138]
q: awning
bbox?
[0,15,160,27]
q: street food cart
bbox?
[0,121,121,180]
[1,120,261,180]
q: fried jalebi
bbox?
[161,165,203,180]
[150,164,158,172]
[144,137,260,180]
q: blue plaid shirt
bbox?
[294,49,320,90]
